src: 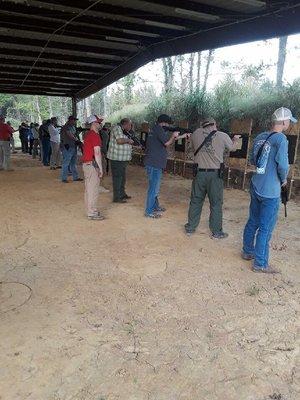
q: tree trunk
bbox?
[189,53,195,92]
[61,97,69,124]
[162,56,177,93]
[122,73,135,103]
[276,35,288,88]
[48,96,53,117]
[103,87,108,116]
[35,96,42,124]
[83,97,91,121]
[202,49,214,93]
[13,95,21,121]
[196,52,202,90]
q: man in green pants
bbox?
[107,118,134,203]
[185,118,239,239]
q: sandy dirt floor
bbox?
[0,153,299,400]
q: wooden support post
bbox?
[227,118,253,190]
[286,121,300,199]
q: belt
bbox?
[83,161,93,165]
[198,168,219,172]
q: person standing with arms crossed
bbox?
[242,107,296,273]
[82,115,105,221]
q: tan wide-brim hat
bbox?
[202,118,216,128]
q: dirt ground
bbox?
[0,153,299,400]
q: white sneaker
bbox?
[99,186,110,193]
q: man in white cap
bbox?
[82,115,105,220]
[242,107,297,273]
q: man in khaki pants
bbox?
[82,115,104,220]
[0,116,14,171]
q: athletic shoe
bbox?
[155,206,166,212]
[241,252,254,260]
[88,214,105,221]
[145,212,161,219]
[99,186,110,193]
[252,266,280,274]
[211,232,229,239]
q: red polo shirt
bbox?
[82,129,102,163]
[0,122,13,141]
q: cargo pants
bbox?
[185,170,224,234]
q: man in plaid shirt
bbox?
[107,118,133,203]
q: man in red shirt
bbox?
[82,115,105,220]
[0,116,14,171]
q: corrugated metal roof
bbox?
[0,0,299,100]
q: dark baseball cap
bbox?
[68,115,78,121]
[157,114,173,124]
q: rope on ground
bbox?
[0,281,32,314]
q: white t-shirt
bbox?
[49,124,60,143]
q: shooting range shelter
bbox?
[0,0,300,194]
[1,0,300,103]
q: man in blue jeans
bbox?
[144,114,189,218]
[60,115,83,183]
[242,107,297,273]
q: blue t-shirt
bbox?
[251,131,289,198]
[144,124,171,169]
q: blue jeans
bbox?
[145,166,162,215]
[42,138,51,166]
[61,147,78,181]
[243,186,280,268]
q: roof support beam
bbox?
[0,88,70,97]
[0,27,142,52]
[0,9,162,41]
[0,54,116,71]
[0,70,94,82]
[0,42,124,61]
[1,0,188,31]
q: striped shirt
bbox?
[107,125,132,161]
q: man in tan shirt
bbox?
[185,118,239,239]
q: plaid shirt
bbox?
[107,125,132,161]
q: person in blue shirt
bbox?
[242,107,297,274]
[144,114,190,218]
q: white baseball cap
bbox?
[86,114,104,124]
[273,107,297,123]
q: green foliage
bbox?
[135,76,300,132]
[108,103,148,125]
[1,95,72,128]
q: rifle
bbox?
[281,185,288,218]
[123,129,144,149]
[162,126,191,135]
